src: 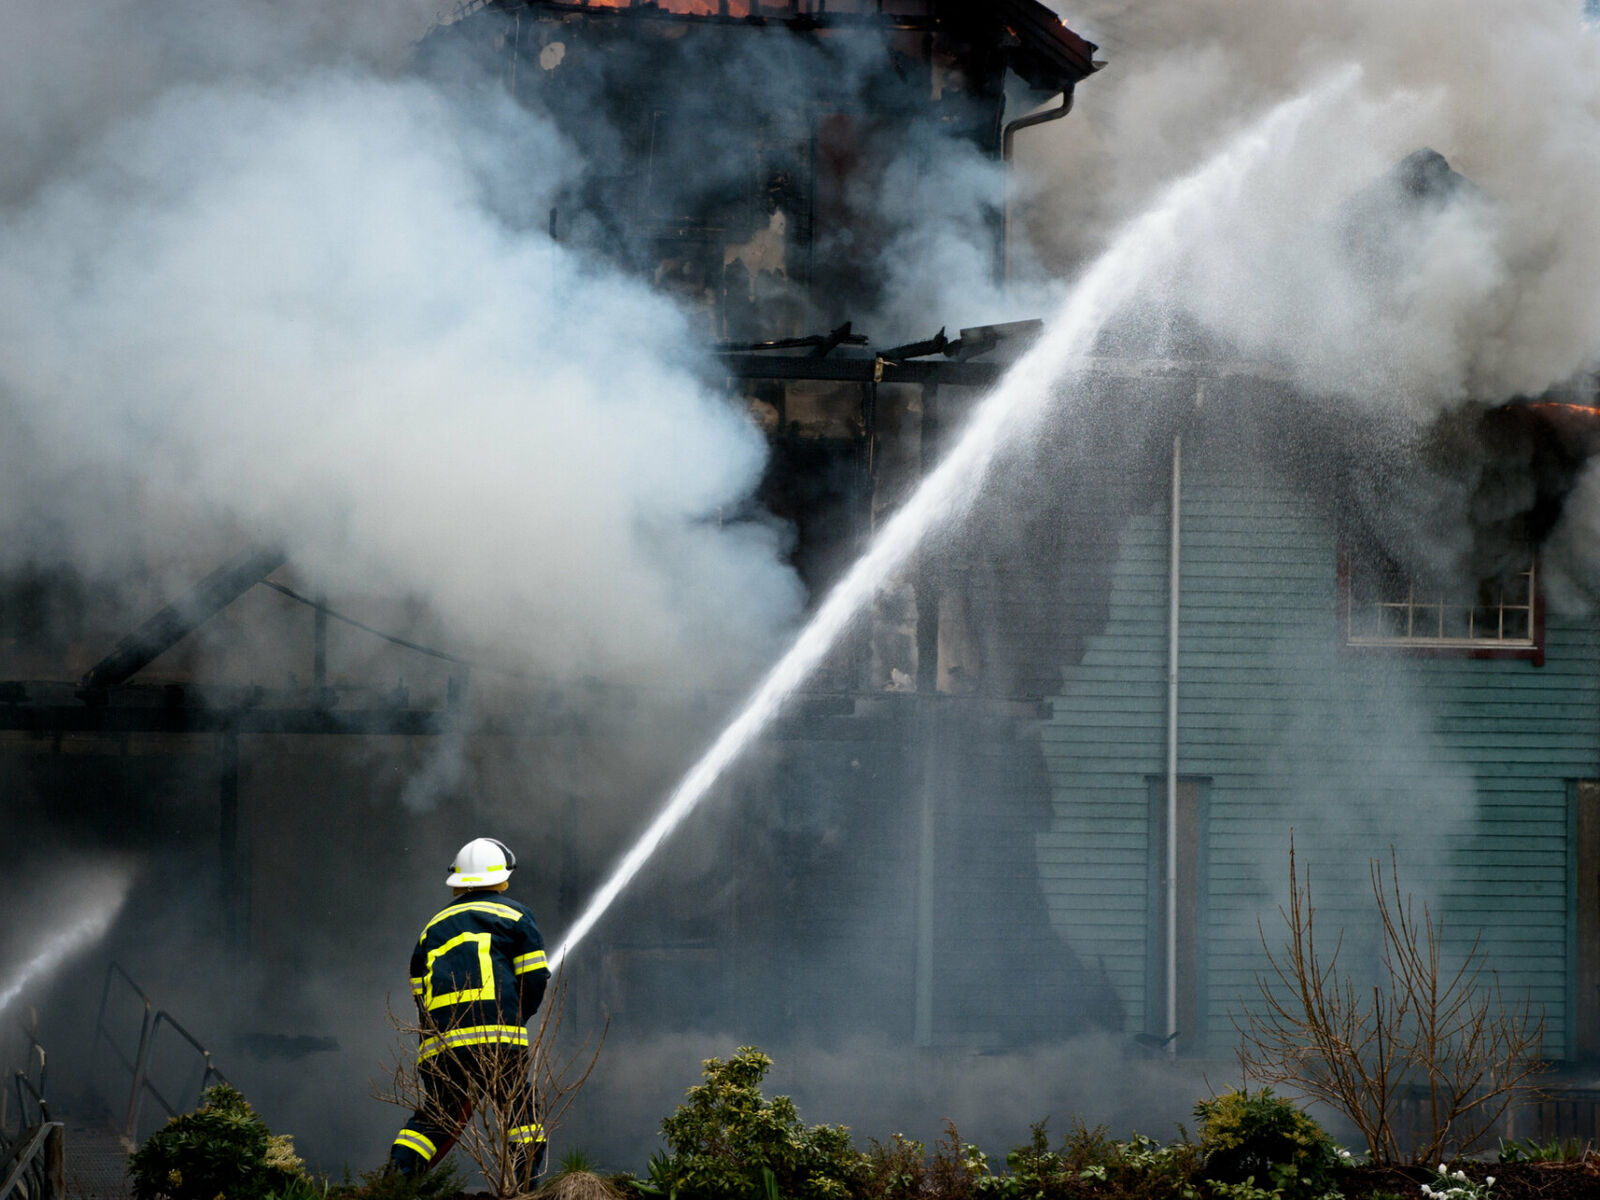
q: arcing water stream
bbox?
[0,876,130,1020]
[549,73,1359,974]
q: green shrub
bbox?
[1193,1089,1339,1200]
[643,1046,866,1200]
[923,1119,1203,1200]
[329,1160,462,1200]
[128,1083,308,1200]
[1497,1134,1588,1163]
[1062,1127,1202,1200]
[861,1134,927,1200]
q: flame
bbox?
[1525,401,1600,417]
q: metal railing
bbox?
[0,1029,60,1200]
[91,963,229,1142]
[2,1032,48,1142]
[0,1122,63,1200]
[129,1012,229,1139]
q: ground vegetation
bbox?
[129,1062,1600,1200]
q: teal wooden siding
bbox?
[1038,426,1600,1053]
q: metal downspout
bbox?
[1001,87,1077,162]
[1166,434,1182,1056]
[914,700,938,1047]
[999,86,1076,282]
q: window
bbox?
[1339,545,1543,663]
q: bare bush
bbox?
[376,974,607,1198]
[534,1168,626,1200]
[1235,839,1547,1164]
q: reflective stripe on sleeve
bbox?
[508,1123,546,1144]
[417,1024,529,1062]
[513,950,548,975]
[393,1129,437,1160]
[410,976,424,996]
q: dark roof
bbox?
[496,1,1100,92]
[989,0,1101,90]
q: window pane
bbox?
[1412,604,1442,637]
[1378,604,1410,638]
[1503,607,1531,640]
[1469,604,1500,638]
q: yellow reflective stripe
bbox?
[513,951,548,975]
[424,931,496,1010]
[417,1024,528,1062]
[394,1129,437,1159]
[508,1124,546,1143]
[410,976,425,996]
[421,901,523,937]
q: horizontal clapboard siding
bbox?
[1039,429,1600,1053]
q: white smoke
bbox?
[1034,0,1600,404]
[0,22,804,687]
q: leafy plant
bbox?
[990,1121,1063,1198]
[1194,1088,1340,1200]
[128,1083,308,1200]
[331,1160,462,1200]
[925,1119,1203,1200]
[1079,1130,1201,1200]
[1496,1134,1589,1163]
[861,1133,927,1200]
[1419,1163,1494,1200]
[643,1046,866,1200]
[557,1148,600,1176]
[926,1123,987,1200]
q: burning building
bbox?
[419,0,1100,603]
[0,0,1123,1173]
[6,0,1600,1181]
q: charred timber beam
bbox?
[716,323,869,355]
[811,321,859,358]
[79,546,288,693]
[718,355,1004,388]
[880,329,948,361]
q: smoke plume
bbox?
[1034,0,1600,405]
[0,4,807,691]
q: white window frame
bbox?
[1343,553,1539,653]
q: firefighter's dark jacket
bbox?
[408,889,550,1062]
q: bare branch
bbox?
[373,978,608,1198]
[1233,837,1547,1164]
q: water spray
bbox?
[549,70,1362,975]
[0,876,131,1020]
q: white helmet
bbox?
[446,837,516,888]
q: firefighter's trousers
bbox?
[390,1041,546,1184]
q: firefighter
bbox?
[389,836,552,1184]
